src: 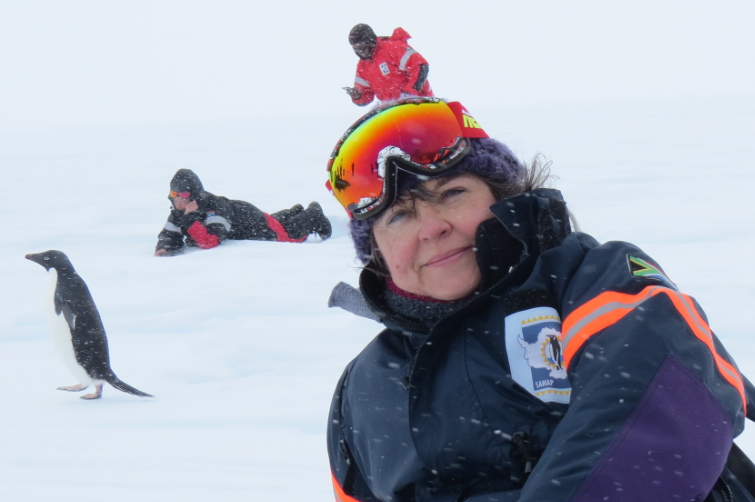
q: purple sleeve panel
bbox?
[572,354,732,502]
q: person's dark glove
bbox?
[154,247,184,257]
[181,210,205,228]
[342,86,362,100]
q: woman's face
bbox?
[372,174,496,301]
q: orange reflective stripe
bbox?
[664,291,745,408]
[562,288,659,366]
[332,472,361,502]
[562,285,746,411]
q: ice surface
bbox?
[1,97,753,501]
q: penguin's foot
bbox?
[57,384,88,392]
[80,385,103,400]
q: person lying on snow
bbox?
[155,168,331,256]
[325,98,755,502]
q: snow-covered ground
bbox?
[1,96,754,501]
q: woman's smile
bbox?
[424,246,472,267]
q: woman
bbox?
[325,98,755,502]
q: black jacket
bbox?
[328,189,755,502]
[155,195,276,253]
[156,170,276,253]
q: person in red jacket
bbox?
[343,24,434,107]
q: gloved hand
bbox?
[342,86,362,100]
[154,248,184,257]
[181,208,204,228]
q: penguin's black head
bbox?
[25,250,74,271]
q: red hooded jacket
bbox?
[351,27,433,106]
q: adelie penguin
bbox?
[25,250,153,400]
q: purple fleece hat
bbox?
[349,137,525,264]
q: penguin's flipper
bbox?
[107,376,153,398]
[62,302,112,377]
[81,385,103,400]
[57,384,88,392]
[59,301,77,331]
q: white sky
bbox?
[1,0,754,130]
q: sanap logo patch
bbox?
[504,307,571,404]
[379,62,390,75]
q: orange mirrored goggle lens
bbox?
[326,99,488,219]
[169,190,191,199]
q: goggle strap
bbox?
[446,102,489,139]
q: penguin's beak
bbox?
[25,253,49,270]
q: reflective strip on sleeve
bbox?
[204,214,231,231]
[332,472,361,502]
[399,48,416,71]
[354,76,370,87]
[163,221,181,233]
[561,285,746,411]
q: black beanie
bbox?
[349,24,377,46]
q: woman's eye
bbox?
[443,187,465,199]
[387,211,406,225]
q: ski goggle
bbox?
[326,98,489,220]
[169,190,191,199]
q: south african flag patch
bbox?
[627,255,677,290]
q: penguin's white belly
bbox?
[44,269,97,386]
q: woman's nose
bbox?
[416,206,451,241]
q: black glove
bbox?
[181,210,205,228]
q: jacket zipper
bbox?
[511,431,534,474]
[713,476,734,502]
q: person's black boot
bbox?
[270,204,304,224]
[308,202,332,240]
[284,202,332,240]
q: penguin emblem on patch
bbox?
[504,307,571,404]
[379,62,390,75]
